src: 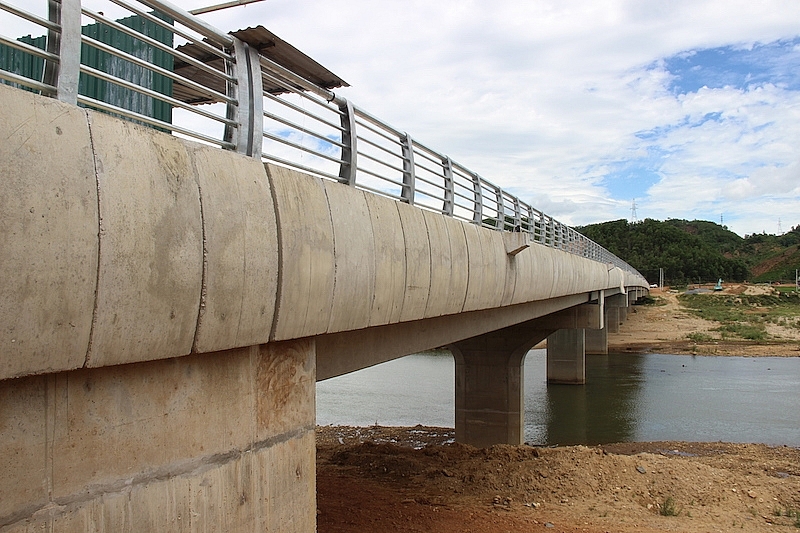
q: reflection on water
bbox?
[316,350,800,446]
[529,354,644,445]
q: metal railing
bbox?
[0,0,647,284]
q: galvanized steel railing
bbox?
[0,0,646,283]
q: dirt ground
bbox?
[317,426,800,533]
[316,287,800,532]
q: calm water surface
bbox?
[316,351,800,446]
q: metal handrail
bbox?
[0,0,648,287]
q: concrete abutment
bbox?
[0,340,316,532]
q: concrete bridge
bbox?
[0,83,647,532]
[1,6,648,533]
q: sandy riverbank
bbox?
[607,287,800,357]
[316,289,800,532]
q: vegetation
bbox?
[659,496,680,516]
[686,332,713,342]
[679,292,800,340]
[577,218,800,286]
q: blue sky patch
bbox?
[601,151,666,200]
[660,38,800,95]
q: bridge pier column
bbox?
[546,329,586,384]
[606,306,620,333]
[605,293,627,333]
[584,326,608,355]
[449,325,551,447]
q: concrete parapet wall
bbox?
[0,340,316,531]
[0,85,647,380]
[0,86,98,379]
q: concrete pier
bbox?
[450,324,551,447]
[585,326,609,355]
[546,329,586,384]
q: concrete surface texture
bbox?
[547,328,588,384]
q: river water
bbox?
[316,350,800,446]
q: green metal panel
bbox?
[0,12,174,126]
[79,12,174,124]
[0,34,48,91]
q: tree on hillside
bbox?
[577,219,749,285]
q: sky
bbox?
[7,0,800,237]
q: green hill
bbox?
[576,219,799,285]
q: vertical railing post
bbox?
[227,37,263,157]
[534,210,543,243]
[552,221,559,248]
[512,197,522,231]
[400,133,415,204]
[247,44,263,158]
[224,41,240,152]
[472,173,483,225]
[442,156,455,216]
[338,98,357,186]
[522,205,529,233]
[48,0,81,105]
[495,186,504,230]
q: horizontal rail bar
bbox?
[262,130,345,164]
[136,0,233,47]
[258,54,336,103]
[108,0,233,62]
[264,111,346,149]
[262,90,345,132]
[356,149,405,174]
[81,7,235,83]
[0,34,59,62]
[80,34,235,104]
[0,1,59,31]
[261,154,342,182]
[78,94,233,147]
[356,134,404,160]
[79,64,234,126]
[0,69,56,94]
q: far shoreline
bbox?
[599,286,800,358]
[608,339,800,357]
